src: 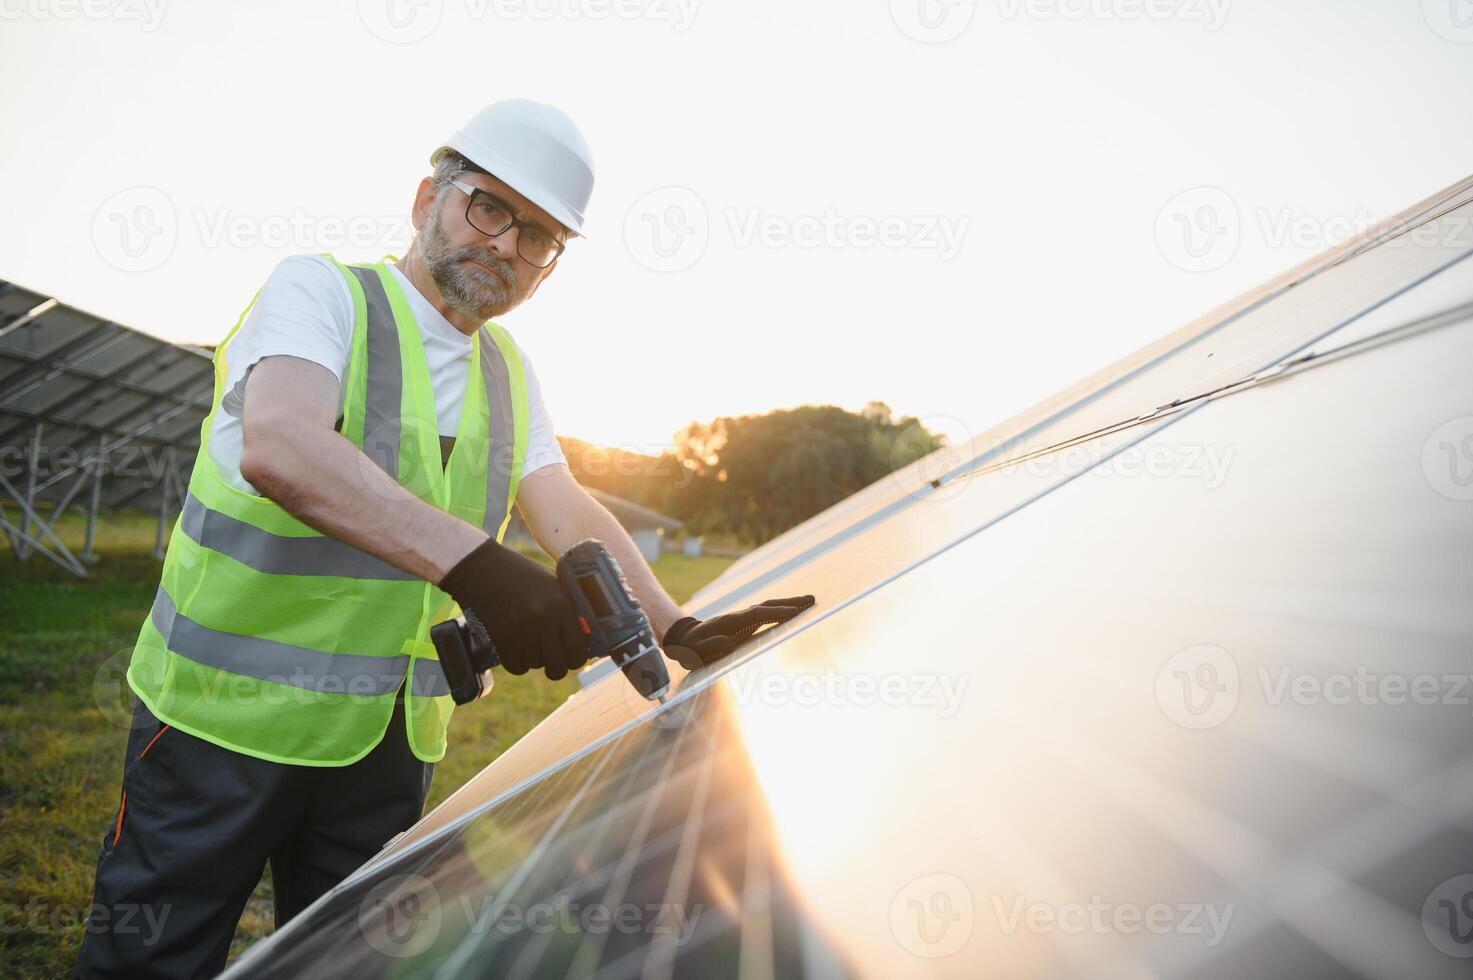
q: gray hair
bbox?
[430,150,475,197]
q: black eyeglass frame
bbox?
[445,176,567,269]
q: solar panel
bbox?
[0,281,213,573]
[219,174,1473,978]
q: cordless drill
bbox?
[430,538,671,705]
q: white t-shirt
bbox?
[209,254,566,494]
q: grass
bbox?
[0,510,734,978]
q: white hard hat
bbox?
[431,99,595,238]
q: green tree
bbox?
[669,402,944,544]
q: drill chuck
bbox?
[431,539,672,705]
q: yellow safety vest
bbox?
[126,257,529,765]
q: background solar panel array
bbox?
[0,280,212,551]
[223,174,1473,979]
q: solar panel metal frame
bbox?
[0,281,213,575]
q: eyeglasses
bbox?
[445,177,567,269]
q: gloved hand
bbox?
[662,595,816,669]
[439,538,588,682]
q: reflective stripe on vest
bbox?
[351,265,403,481]
[148,587,451,697]
[177,491,415,581]
[479,326,519,532]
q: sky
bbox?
[2,0,1471,453]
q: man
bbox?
[74,98,813,979]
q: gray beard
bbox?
[417,205,520,321]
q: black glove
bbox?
[662,595,816,669]
[439,539,588,682]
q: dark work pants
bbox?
[73,695,433,979]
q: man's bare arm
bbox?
[238,355,485,582]
[515,463,685,638]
